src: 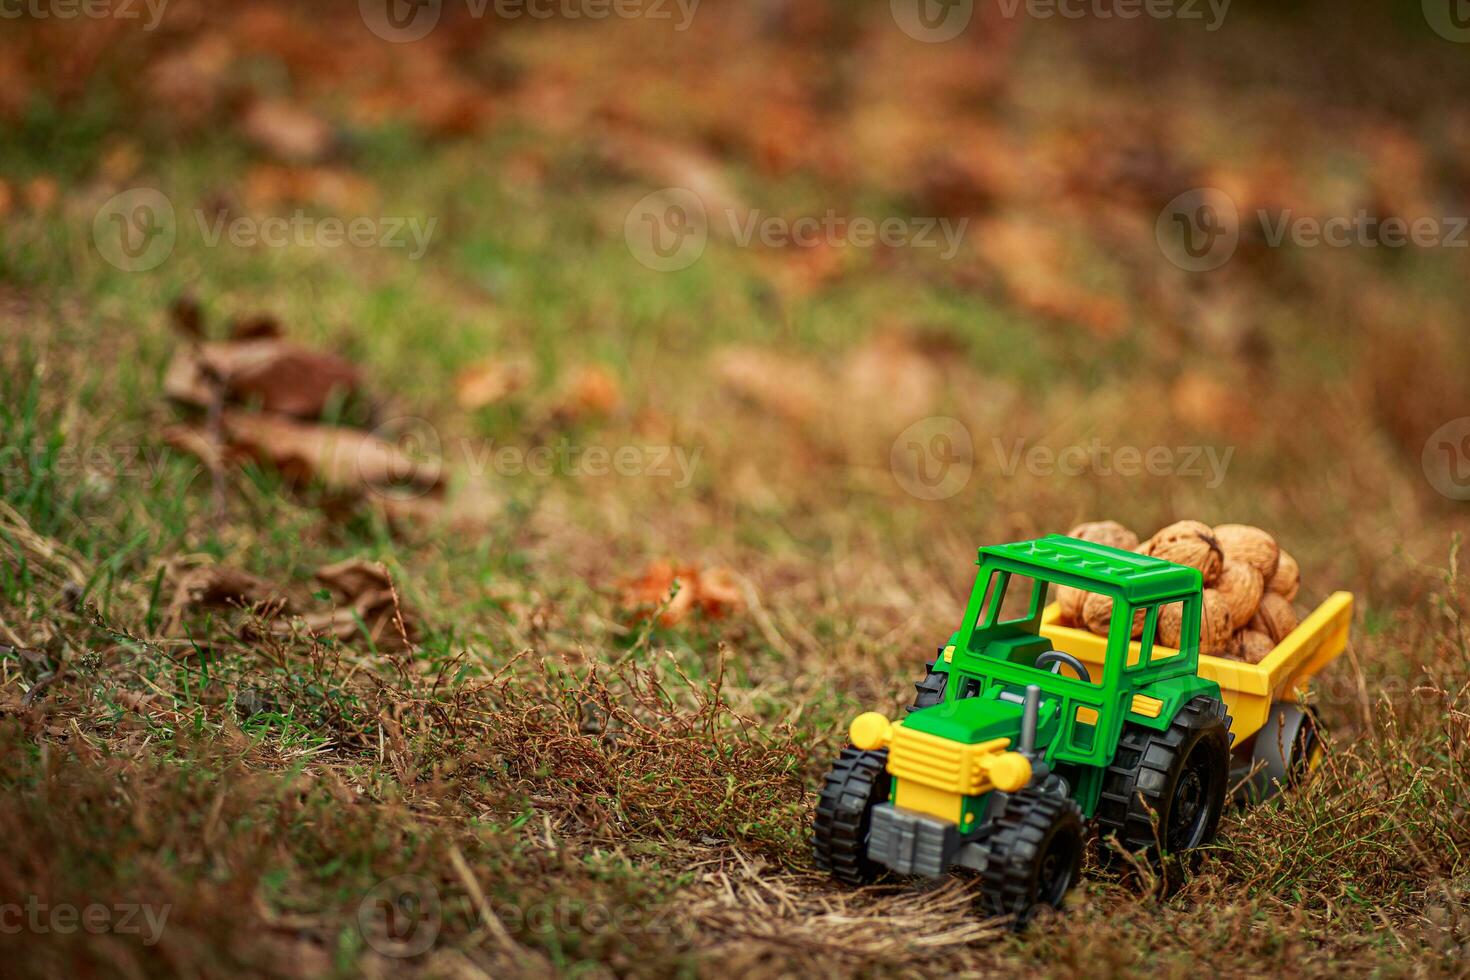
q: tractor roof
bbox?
[979,535,1201,603]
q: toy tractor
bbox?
[813,535,1352,923]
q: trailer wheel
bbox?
[1238,702,1323,803]
[908,652,948,712]
[1096,696,1232,856]
[812,748,891,885]
[978,789,1084,927]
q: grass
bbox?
[3,2,1470,976]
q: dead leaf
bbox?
[598,129,746,224]
[240,99,334,163]
[973,215,1127,338]
[242,165,377,212]
[24,176,58,212]
[455,357,531,411]
[166,564,292,634]
[315,558,393,600]
[713,347,829,425]
[620,561,745,626]
[284,587,416,650]
[216,411,445,499]
[840,331,941,427]
[170,293,205,339]
[1170,371,1258,437]
[229,313,282,340]
[163,337,363,419]
[553,365,622,421]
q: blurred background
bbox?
[2,0,1470,975]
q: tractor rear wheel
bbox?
[978,789,1085,927]
[1096,696,1232,856]
[1237,702,1323,804]
[812,748,891,885]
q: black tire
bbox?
[1096,696,1232,856]
[978,789,1085,927]
[812,748,891,885]
[908,652,948,713]
[1238,702,1324,804]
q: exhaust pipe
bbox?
[1019,684,1041,758]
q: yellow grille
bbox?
[887,727,1012,796]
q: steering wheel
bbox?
[1035,650,1092,685]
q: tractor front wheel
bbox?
[978,789,1085,927]
[812,748,891,885]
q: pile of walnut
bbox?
[1055,520,1302,664]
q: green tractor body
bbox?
[813,536,1234,923]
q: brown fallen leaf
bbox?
[170,293,205,339]
[165,564,292,634]
[598,128,746,224]
[240,99,334,163]
[163,338,363,420]
[219,410,446,499]
[24,176,58,212]
[620,561,746,626]
[282,583,417,651]
[315,558,393,600]
[973,215,1127,339]
[840,331,942,428]
[229,313,282,341]
[242,164,378,212]
[455,357,531,411]
[713,347,830,425]
[551,364,622,422]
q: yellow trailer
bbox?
[1040,591,1353,800]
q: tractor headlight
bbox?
[849,711,894,750]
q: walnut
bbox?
[1066,520,1140,552]
[1144,520,1224,584]
[1057,585,1087,625]
[1214,560,1265,631]
[1156,591,1232,655]
[1250,592,1300,644]
[1267,549,1300,601]
[1237,629,1275,664]
[1213,524,1280,581]
[1082,590,1144,639]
